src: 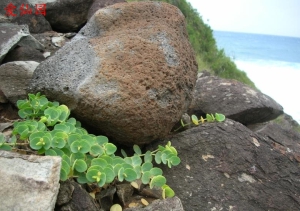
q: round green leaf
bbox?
[98,173,106,187]
[62,154,71,166]
[29,131,51,150]
[154,151,162,164]
[88,165,102,172]
[134,165,142,179]
[76,172,89,184]
[150,167,163,176]
[70,152,85,163]
[16,124,29,137]
[161,151,172,164]
[113,164,123,176]
[150,175,166,189]
[104,143,117,155]
[96,135,109,145]
[191,114,199,125]
[123,168,137,182]
[44,107,60,125]
[27,121,38,132]
[61,160,71,176]
[54,124,70,133]
[91,158,108,168]
[68,134,80,146]
[90,144,104,156]
[37,122,46,131]
[162,185,175,199]
[57,105,70,122]
[166,145,177,156]
[170,156,181,166]
[124,157,132,165]
[141,171,151,184]
[17,99,30,109]
[112,157,126,166]
[37,96,49,108]
[144,151,152,163]
[60,168,69,181]
[100,155,113,165]
[51,136,66,149]
[81,134,96,146]
[141,162,153,172]
[86,169,102,183]
[70,140,90,153]
[61,160,70,174]
[74,159,87,172]
[18,108,33,119]
[215,113,226,122]
[103,166,115,183]
[131,155,142,167]
[118,167,124,182]
[206,113,214,122]
[67,117,77,126]
[75,127,87,135]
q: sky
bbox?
[187,0,300,38]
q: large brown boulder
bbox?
[29,2,198,145]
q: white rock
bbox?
[0,151,61,211]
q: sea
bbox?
[213,30,300,124]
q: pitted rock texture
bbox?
[149,119,300,210]
[0,61,39,104]
[29,2,198,145]
[189,76,283,125]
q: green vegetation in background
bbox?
[126,0,256,88]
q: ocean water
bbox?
[213,31,300,124]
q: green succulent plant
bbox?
[174,113,226,132]
[0,93,180,199]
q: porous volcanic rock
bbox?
[29,2,197,145]
[0,61,39,104]
[189,76,283,125]
[149,119,300,210]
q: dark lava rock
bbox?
[149,119,300,211]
